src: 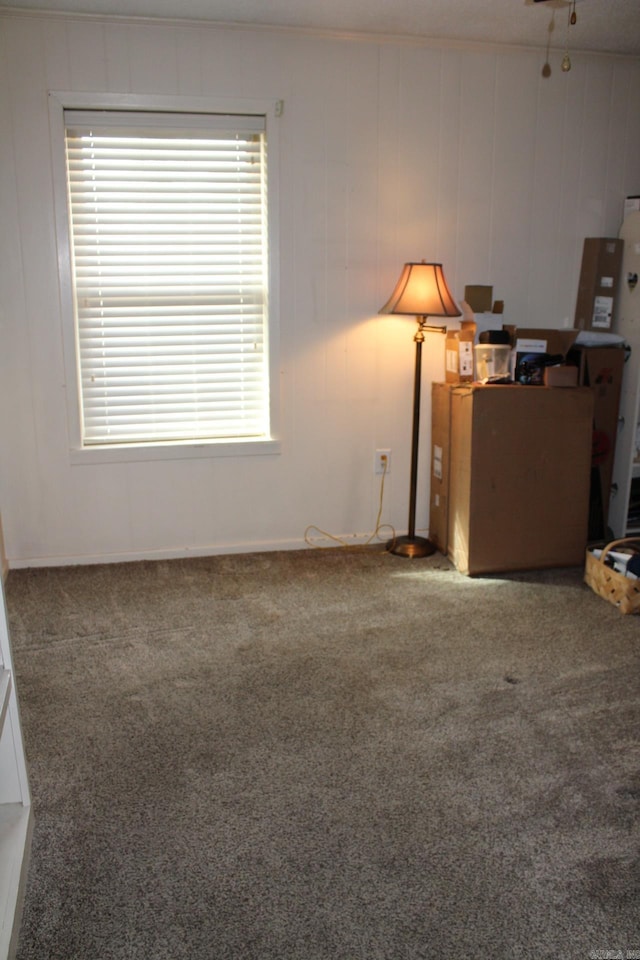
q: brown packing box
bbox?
[567,343,625,539]
[429,383,452,552]
[445,329,474,383]
[429,383,594,575]
[505,326,580,385]
[464,285,493,313]
[504,325,579,359]
[574,237,624,332]
[544,365,578,387]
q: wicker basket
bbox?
[584,538,640,614]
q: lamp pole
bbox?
[389,319,435,558]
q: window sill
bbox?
[69,438,281,465]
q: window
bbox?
[58,103,278,458]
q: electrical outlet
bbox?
[374,449,391,475]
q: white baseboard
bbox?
[5,531,394,569]
[6,538,306,569]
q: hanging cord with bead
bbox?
[562,0,577,72]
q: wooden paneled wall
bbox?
[1,11,639,565]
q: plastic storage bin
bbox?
[474,344,511,380]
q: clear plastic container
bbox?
[474,344,512,381]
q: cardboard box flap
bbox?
[504,326,579,358]
[464,285,493,313]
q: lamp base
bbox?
[387,535,437,559]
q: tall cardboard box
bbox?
[429,383,452,552]
[431,384,594,575]
[574,238,623,331]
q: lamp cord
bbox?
[304,458,396,550]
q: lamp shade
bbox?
[379,261,461,318]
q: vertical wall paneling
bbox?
[395,46,444,255]
[43,18,73,90]
[376,45,404,281]
[175,26,202,95]
[1,11,639,565]
[67,19,109,90]
[459,51,499,286]
[127,21,179,93]
[104,21,133,93]
[489,52,540,319]
[528,63,571,325]
[619,63,640,195]
[605,59,640,234]
[2,18,61,555]
[555,61,591,311]
[577,59,615,237]
[436,49,462,286]
[0,21,42,560]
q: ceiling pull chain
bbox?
[561,3,573,72]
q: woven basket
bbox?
[584,538,640,614]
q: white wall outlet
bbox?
[374,449,391,474]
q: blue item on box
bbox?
[515,352,564,385]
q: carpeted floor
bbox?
[6,548,640,959]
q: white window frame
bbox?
[49,91,281,464]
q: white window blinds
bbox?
[64,110,269,446]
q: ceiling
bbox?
[0,0,639,57]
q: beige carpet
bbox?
[6,548,640,960]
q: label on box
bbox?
[516,337,547,353]
[592,295,613,329]
[459,341,473,375]
[433,444,443,480]
[625,197,640,217]
[600,276,614,288]
[445,349,458,373]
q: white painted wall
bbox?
[1,11,639,567]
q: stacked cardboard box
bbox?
[504,326,625,539]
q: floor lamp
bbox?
[379,261,461,558]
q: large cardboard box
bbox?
[567,343,626,539]
[574,237,623,332]
[429,384,594,575]
[429,383,453,552]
